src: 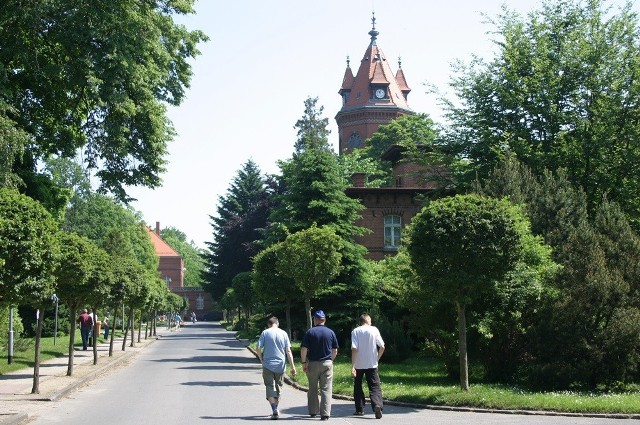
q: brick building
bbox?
[337,15,438,260]
[146,222,215,319]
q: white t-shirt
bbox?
[351,324,385,369]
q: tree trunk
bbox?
[137,310,142,342]
[109,304,116,356]
[91,308,98,365]
[305,297,312,330]
[129,307,135,347]
[456,300,469,391]
[121,308,130,352]
[285,299,292,339]
[153,309,157,337]
[67,307,77,376]
[31,309,44,394]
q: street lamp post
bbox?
[51,294,59,346]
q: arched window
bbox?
[384,215,401,249]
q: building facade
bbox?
[146,222,215,319]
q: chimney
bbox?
[351,173,366,188]
[155,221,161,236]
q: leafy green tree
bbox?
[482,156,640,388]
[0,102,27,188]
[269,99,372,338]
[445,0,640,224]
[1,0,207,201]
[64,193,158,272]
[203,159,271,299]
[54,232,100,375]
[278,225,343,330]
[252,243,303,338]
[0,188,59,393]
[408,194,538,390]
[161,226,206,288]
[232,272,254,328]
[293,97,331,153]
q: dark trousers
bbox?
[353,368,383,413]
[80,327,91,350]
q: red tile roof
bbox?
[145,227,181,257]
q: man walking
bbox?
[351,313,385,419]
[301,310,339,420]
[77,308,93,351]
[256,317,297,420]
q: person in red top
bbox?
[77,309,93,350]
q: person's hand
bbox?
[303,363,309,373]
[290,368,297,377]
[351,367,356,378]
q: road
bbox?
[24,322,639,424]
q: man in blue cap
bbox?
[300,309,339,420]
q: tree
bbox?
[0,101,27,188]
[278,225,343,330]
[445,0,640,225]
[408,194,537,390]
[0,1,207,201]
[0,188,59,393]
[161,226,206,288]
[203,159,271,299]
[53,232,100,375]
[252,242,303,338]
[231,272,254,328]
[64,193,158,272]
[293,97,331,153]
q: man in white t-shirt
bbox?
[351,313,385,419]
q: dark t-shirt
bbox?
[301,325,339,361]
[78,313,93,329]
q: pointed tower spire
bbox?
[369,12,379,45]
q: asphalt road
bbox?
[22,322,640,425]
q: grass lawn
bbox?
[246,341,640,415]
[0,329,124,375]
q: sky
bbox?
[125,0,637,249]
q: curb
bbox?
[244,346,640,421]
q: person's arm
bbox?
[331,348,338,361]
[286,347,297,376]
[256,345,262,363]
[377,345,385,361]
[351,347,357,377]
[300,347,309,372]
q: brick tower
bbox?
[335,13,413,154]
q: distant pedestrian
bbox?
[191,311,197,323]
[300,310,339,421]
[175,313,182,330]
[351,313,385,419]
[77,309,93,350]
[256,317,297,420]
[103,316,110,339]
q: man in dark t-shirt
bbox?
[77,308,93,350]
[301,310,339,420]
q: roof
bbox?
[337,15,412,112]
[145,227,181,258]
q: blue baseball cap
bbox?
[313,310,326,319]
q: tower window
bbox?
[384,215,402,249]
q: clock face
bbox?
[348,133,363,149]
[375,88,385,99]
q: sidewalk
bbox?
[0,325,173,425]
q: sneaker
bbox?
[354,411,364,416]
[310,414,317,418]
[271,411,279,420]
[374,405,382,419]
[320,416,329,421]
